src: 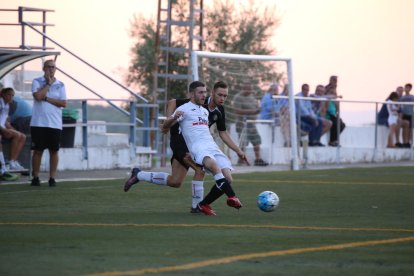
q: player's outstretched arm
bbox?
[218,130,250,165]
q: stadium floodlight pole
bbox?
[191,50,300,170]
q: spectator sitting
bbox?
[310,85,327,115]
[0,83,18,180]
[296,83,325,146]
[310,85,332,136]
[325,75,338,92]
[8,95,32,134]
[324,86,346,147]
[0,87,27,171]
[260,83,280,124]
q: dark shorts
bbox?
[170,134,190,170]
[402,114,412,129]
[11,116,31,134]
[31,127,62,151]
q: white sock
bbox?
[138,171,169,185]
[214,173,225,181]
[0,152,6,174]
[191,180,204,208]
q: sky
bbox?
[1,0,414,124]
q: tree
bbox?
[204,0,278,55]
[126,0,279,101]
[126,15,157,101]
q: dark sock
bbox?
[199,178,236,205]
[215,178,235,197]
[199,184,224,205]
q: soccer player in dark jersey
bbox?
[124,81,247,214]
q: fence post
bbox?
[81,100,88,160]
[373,102,379,162]
[143,106,149,147]
[129,101,137,158]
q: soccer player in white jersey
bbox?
[164,81,242,215]
[124,81,247,215]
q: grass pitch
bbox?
[1,166,414,275]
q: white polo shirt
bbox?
[31,76,66,130]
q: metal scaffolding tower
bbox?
[154,0,204,115]
[154,0,204,166]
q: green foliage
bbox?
[126,0,280,105]
[126,15,157,98]
[204,0,278,55]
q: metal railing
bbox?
[0,7,55,50]
[0,7,159,158]
[269,95,414,162]
[62,98,159,161]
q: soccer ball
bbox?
[257,191,279,212]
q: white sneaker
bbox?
[9,160,25,171]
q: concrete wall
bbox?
[224,123,413,166]
[33,122,413,172]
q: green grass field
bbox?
[1,166,414,275]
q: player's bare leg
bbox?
[124,155,205,213]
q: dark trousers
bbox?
[300,116,323,143]
[328,115,345,143]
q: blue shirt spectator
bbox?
[295,83,324,146]
[9,96,32,121]
[8,96,32,134]
[296,93,316,118]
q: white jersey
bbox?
[31,76,66,130]
[0,98,9,128]
[174,101,230,167]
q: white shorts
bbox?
[388,114,398,126]
[191,147,233,173]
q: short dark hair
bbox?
[43,59,55,68]
[0,87,14,95]
[213,81,227,90]
[405,83,412,89]
[189,81,205,93]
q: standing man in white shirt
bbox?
[30,59,67,187]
